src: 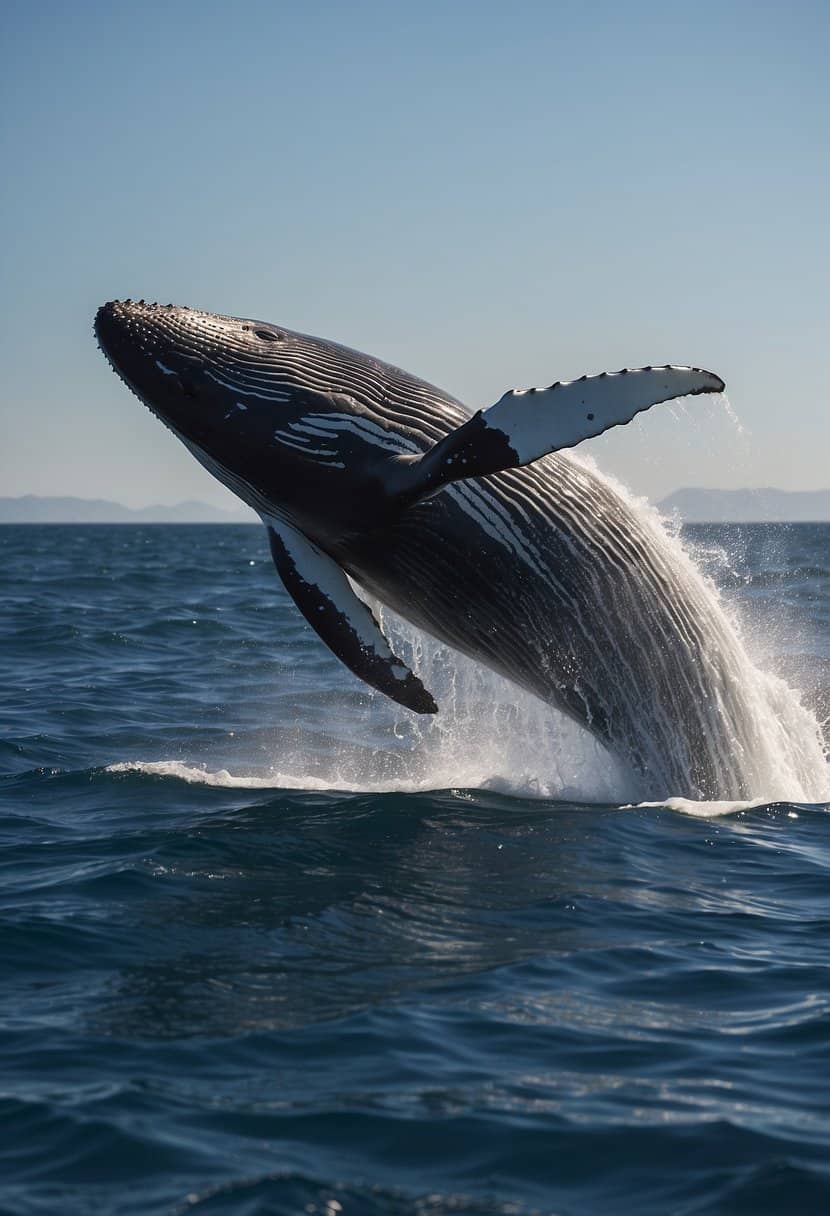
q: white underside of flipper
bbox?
[264,515,437,714]
[390,365,726,504]
[482,365,725,466]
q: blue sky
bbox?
[1,0,827,507]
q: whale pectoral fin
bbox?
[393,366,725,500]
[265,520,438,715]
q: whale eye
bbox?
[255,328,279,342]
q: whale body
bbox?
[95,300,744,798]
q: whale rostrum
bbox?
[95,300,740,797]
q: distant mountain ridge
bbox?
[3,490,829,525]
[659,488,830,523]
[0,496,256,523]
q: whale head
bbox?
[94,300,414,537]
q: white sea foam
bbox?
[633,797,773,819]
[108,760,341,791]
[105,760,807,819]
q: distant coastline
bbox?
[2,489,830,525]
[658,487,830,524]
[0,495,257,524]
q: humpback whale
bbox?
[95,300,741,797]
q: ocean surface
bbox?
[1,521,829,1216]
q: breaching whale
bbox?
[95,300,741,797]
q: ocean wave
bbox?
[103,760,830,820]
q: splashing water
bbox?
[587,456,828,800]
[111,647,636,803]
[377,595,828,808]
[114,454,829,811]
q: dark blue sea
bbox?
[1,522,829,1216]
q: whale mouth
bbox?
[95,299,161,378]
[95,300,146,396]
[94,299,203,441]
[95,299,206,391]
[94,299,277,518]
[95,300,127,363]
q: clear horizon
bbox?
[4,484,830,512]
[2,1,827,509]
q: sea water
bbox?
[1,521,828,1214]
